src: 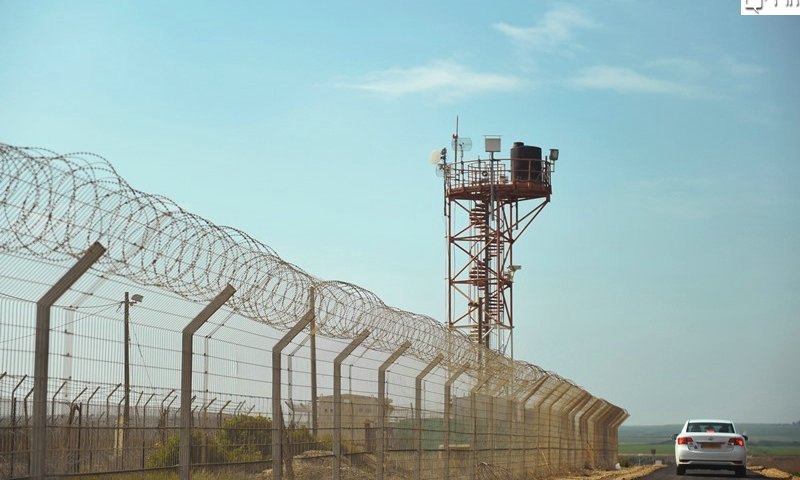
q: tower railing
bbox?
[446,157,552,194]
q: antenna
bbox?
[452,137,472,150]
[451,116,472,162]
[452,137,472,161]
[429,149,442,164]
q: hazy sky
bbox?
[1,1,798,425]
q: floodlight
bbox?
[504,265,523,282]
[549,148,559,161]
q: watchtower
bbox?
[433,125,559,357]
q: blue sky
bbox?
[1,1,798,425]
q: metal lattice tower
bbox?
[437,127,559,358]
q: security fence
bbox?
[0,143,627,479]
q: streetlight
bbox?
[123,292,143,451]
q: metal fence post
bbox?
[310,315,318,438]
[596,404,617,468]
[489,390,495,466]
[533,380,563,474]
[287,336,310,406]
[333,329,370,480]
[470,374,491,480]
[415,354,443,480]
[555,387,584,472]
[443,365,467,480]
[271,287,315,480]
[12,375,27,478]
[179,285,236,480]
[589,402,611,467]
[32,241,106,480]
[578,398,602,468]
[550,385,573,471]
[608,409,628,467]
[504,388,513,472]
[565,392,592,469]
[377,341,410,480]
[595,406,612,467]
[507,383,523,467]
[486,376,510,469]
[575,397,599,468]
[545,382,571,472]
[595,402,613,467]
[520,374,550,476]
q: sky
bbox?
[1,1,798,425]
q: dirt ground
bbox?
[560,462,800,480]
[552,464,664,480]
[749,456,800,480]
[253,453,800,480]
[253,455,665,480]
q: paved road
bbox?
[642,467,764,480]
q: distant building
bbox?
[317,393,393,447]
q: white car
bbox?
[674,419,748,477]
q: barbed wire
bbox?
[0,142,624,416]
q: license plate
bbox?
[701,443,722,449]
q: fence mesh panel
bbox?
[0,143,627,479]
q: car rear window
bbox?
[687,422,735,433]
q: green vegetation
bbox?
[746,444,800,456]
[145,414,317,469]
[618,443,674,455]
[146,431,261,468]
[75,470,253,480]
[216,414,273,458]
[618,423,800,456]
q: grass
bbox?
[74,468,255,480]
[747,445,800,456]
[619,423,800,457]
[618,443,674,455]
[619,443,800,456]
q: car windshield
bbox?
[687,422,734,433]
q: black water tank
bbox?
[510,142,542,182]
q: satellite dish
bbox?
[429,149,441,164]
[452,137,472,152]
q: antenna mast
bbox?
[438,123,559,357]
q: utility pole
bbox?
[123,292,131,453]
[121,292,143,457]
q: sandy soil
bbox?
[253,453,800,480]
[552,464,665,480]
[751,457,800,478]
[253,454,665,480]
[750,466,800,480]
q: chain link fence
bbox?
[0,143,627,479]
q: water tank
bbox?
[510,142,542,182]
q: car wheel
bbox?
[676,465,686,475]
[735,467,746,477]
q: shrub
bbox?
[217,415,272,458]
[146,415,319,468]
[146,431,259,468]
